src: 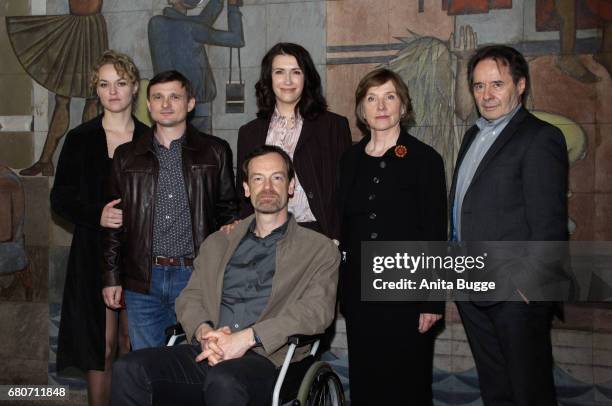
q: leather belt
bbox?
[153,256,194,267]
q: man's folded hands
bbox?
[195,325,256,366]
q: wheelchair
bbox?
[166,324,345,406]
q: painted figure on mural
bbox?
[387,25,479,183]
[6,0,108,176]
[390,1,510,179]
[148,0,244,132]
[544,0,612,82]
[446,1,612,82]
[0,164,32,300]
[389,0,601,179]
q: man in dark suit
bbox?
[450,45,568,405]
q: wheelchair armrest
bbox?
[165,323,185,338]
[287,334,324,347]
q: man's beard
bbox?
[253,192,285,214]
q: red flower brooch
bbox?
[394,144,408,158]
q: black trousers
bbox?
[111,344,277,406]
[456,301,557,406]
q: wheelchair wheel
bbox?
[294,361,344,406]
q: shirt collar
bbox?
[153,132,185,152]
[475,103,521,131]
[272,107,301,129]
[246,214,292,241]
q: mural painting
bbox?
[537,0,612,82]
[148,0,244,132]
[6,0,108,176]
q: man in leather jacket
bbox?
[102,70,238,349]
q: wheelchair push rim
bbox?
[295,361,344,406]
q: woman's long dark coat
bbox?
[51,115,148,372]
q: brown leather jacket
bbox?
[103,125,238,293]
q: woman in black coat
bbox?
[236,43,351,240]
[50,50,148,406]
[338,68,447,405]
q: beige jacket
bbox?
[176,215,340,367]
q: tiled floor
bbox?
[49,303,612,405]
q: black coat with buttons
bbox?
[236,111,352,240]
[338,129,447,315]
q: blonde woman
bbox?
[50,50,148,406]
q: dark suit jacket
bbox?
[450,107,568,241]
[236,111,352,240]
[450,107,569,300]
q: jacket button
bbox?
[370,232,378,239]
[368,194,376,200]
[307,191,314,199]
[379,160,386,169]
[373,177,380,184]
[369,212,376,220]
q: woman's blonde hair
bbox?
[90,50,140,91]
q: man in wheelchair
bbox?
[111,145,340,406]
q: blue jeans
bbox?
[124,264,192,350]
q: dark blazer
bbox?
[450,107,568,301]
[236,111,352,240]
[450,107,568,242]
[338,130,448,315]
[103,124,238,293]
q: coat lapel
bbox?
[339,135,368,215]
[295,117,314,155]
[255,117,271,145]
[449,125,478,208]
[211,216,254,323]
[91,116,109,160]
[257,217,298,322]
[469,107,528,186]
